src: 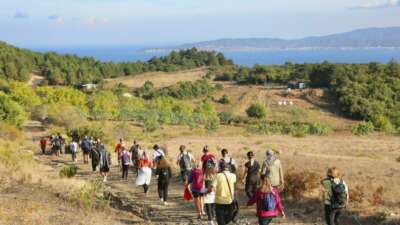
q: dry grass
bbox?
[104,68,207,89]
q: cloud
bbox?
[83,17,109,26]
[13,11,29,19]
[352,0,400,9]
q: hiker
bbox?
[176,145,194,183]
[247,177,285,225]
[187,161,206,219]
[211,161,237,225]
[152,144,165,167]
[129,140,140,175]
[69,140,78,162]
[243,151,260,199]
[39,137,47,154]
[322,167,349,225]
[260,150,284,190]
[99,143,112,182]
[218,149,237,174]
[155,156,172,205]
[204,162,217,225]
[52,135,62,156]
[58,133,65,154]
[201,146,216,172]
[81,136,92,164]
[90,140,101,172]
[136,151,153,195]
[121,146,132,180]
[115,138,124,167]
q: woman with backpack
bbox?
[99,143,112,182]
[204,163,216,225]
[321,167,349,225]
[247,177,285,225]
[187,161,206,219]
[90,140,101,172]
[155,156,172,205]
[177,145,194,183]
[136,151,153,195]
[121,146,132,180]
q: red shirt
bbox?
[247,187,283,218]
[201,153,215,170]
[40,139,47,146]
[115,143,122,153]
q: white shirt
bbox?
[153,149,165,160]
[71,142,78,153]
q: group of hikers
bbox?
[39,137,349,225]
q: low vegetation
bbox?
[59,165,78,178]
[246,121,331,137]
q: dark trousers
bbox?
[143,184,149,193]
[158,180,169,201]
[41,145,46,154]
[325,205,342,225]
[245,179,258,199]
[205,203,216,221]
[180,170,190,183]
[258,217,272,225]
[215,204,232,225]
[122,164,129,179]
[71,152,76,161]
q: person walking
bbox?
[187,161,206,219]
[99,143,111,182]
[201,146,216,172]
[40,137,47,154]
[211,161,237,225]
[177,145,194,183]
[152,144,165,167]
[243,151,260,199]
[121,146,131,180]
[81,136,92,164]
[247,177,285,225]
[90,140,101,172]
[52,135,62,156]
[155,156,172,205]
[136,151,153,195]
[129,140,140,175]
[69,140,78,162]
[218,149,237,173]
[204,163,217,225]
[260,150,284,190]
[322,167,349,225]
[115,138,124,167]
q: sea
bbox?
[33,46,400,66]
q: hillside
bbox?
[153,27,400,51]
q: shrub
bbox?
[36,86,88,112]
[71,180,108,210]
[31,104,49,122]
[218,112,239,125]
[369,186,385,206]
[246,103,267,119]
[8,82,41,111]
[349,185,365,204]
[59,165,78,178]
[371,115,395,133]
[288,123,309,137]
[47,103,88,129]
[0,123,24,141]
[68,125,105,142]
[143,111,160,132]
[218,94,231,104]
[0,91,28,127]
[89,91,119,120]
[283,169,320,200]
[352,121,374,136]
[308,123,331,136]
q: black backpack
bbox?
[179,153,192,170]
[54,138,61,148]
[331,180,347,209]
[219,158,236,173]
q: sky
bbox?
[0,0,400,47]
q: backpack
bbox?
[54,138,61,148]
[69,143,76,153]
[219,158,236,173]
[159,168,169,179]
[262,192,277,212]
[206,158,216,169]
[81,140,90,150]
[122,151,130,165]
[331,180,347,209]
[179,153,192,170]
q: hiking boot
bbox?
[163,201,168,206]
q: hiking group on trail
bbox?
[39,137,349,225]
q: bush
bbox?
[89,91,119,120]
[308,123,331,136]
[0,123,24,141]
[36,86,88,112]
[349,185,365,204]
[371,115,395,133]
[246,103,267,119]
[218,112,239,125]
[59,165,78,178]
[0,91,27,127]
[218,94,231,104]
[143,111,160,132]
[369,186,385,206]
[31,104,49,122]
[68,125,105,142]
[246,121,331,137]
[283,169,320,200]
[47,103,88,129]
[352,121,374,136]
[71,180,108,210]
[8,82,41,111]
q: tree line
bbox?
[0,41,233,85]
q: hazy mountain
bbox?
[152,27,400,52]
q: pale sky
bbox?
[1,0,400,47]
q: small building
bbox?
[287,81,308,90]
[79,83,97,91]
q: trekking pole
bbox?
[352,215,363,225]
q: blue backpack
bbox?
[263,192,277,212]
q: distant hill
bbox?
[149,27,400,52]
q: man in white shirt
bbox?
[152,144,165,167]
[176,145,195,182]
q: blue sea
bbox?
[34,46,400,66]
